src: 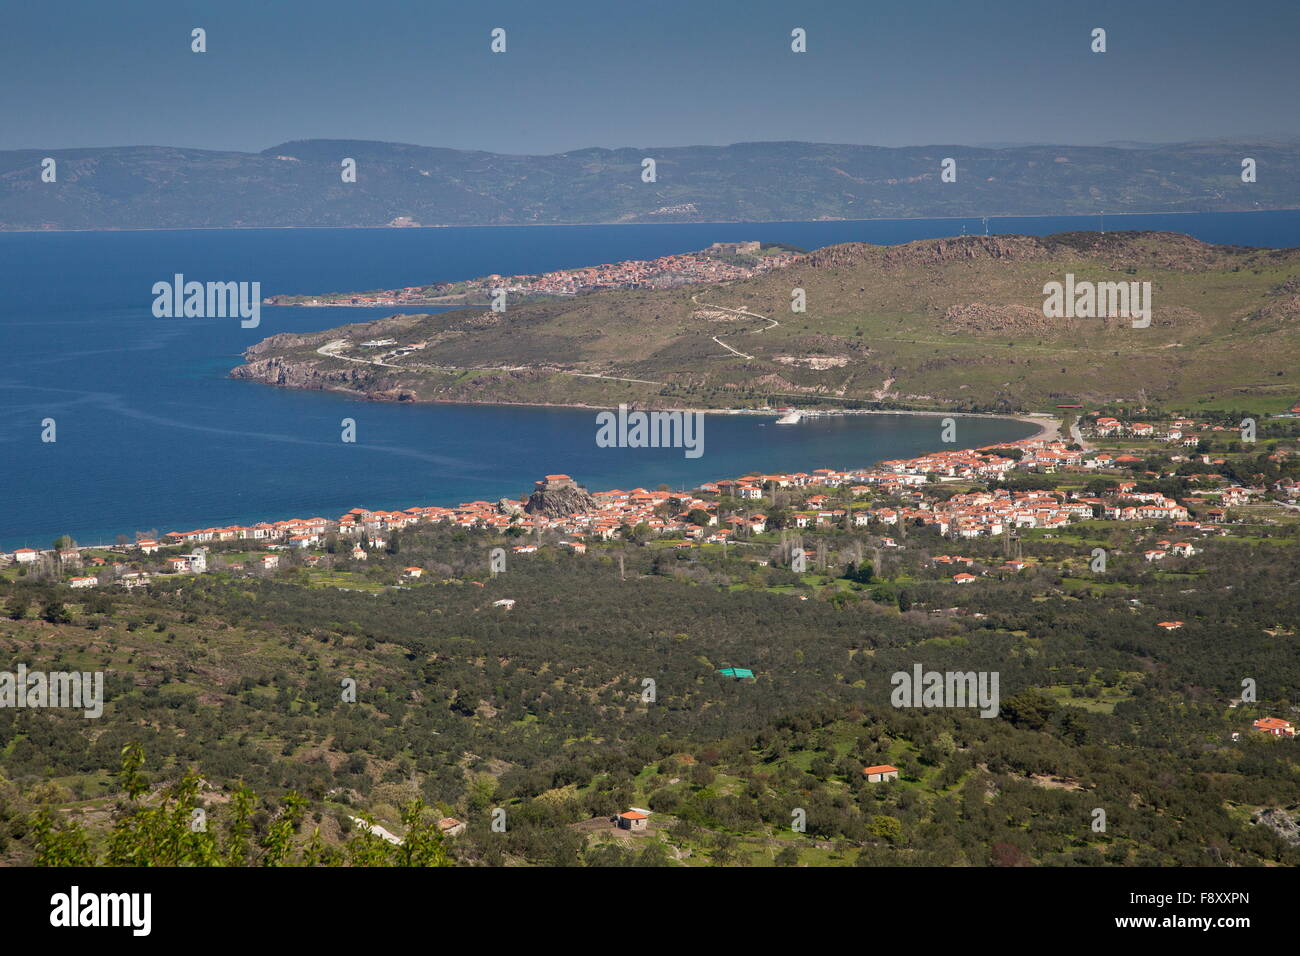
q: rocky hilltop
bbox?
[525,476,599,518]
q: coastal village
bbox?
[0,437,1171,572]
[7,409,1297,582]
[5,409,1294,572]
[5,407,1297,743]
[263,242,801,306]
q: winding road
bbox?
[691,293,778,360]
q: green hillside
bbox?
[234,231,1300,413]
[3,514,1298,867]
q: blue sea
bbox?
[2,210,1297,549]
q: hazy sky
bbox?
[3,0,1297,154]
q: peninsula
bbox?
[233,231,1300,414]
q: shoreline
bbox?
[12,406,1059,554]
[241,376,1061,438]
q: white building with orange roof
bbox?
[1252,717,1295,737]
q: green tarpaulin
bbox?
[717,667,754,679]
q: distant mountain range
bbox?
[2,139,1298,231]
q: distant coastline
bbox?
[7,137,1300,232]
[8,207,1300,235]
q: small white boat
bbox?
[775,410,802,425]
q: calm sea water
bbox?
[2,211,1297,549]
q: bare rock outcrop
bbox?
[1251,806,1300,846]
[231,355,372,390]
[525,481,599,518]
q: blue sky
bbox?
[2,0,1297,153]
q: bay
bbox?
[2,210,1297,549]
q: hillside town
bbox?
[263,243,802,307]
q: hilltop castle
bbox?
[535,474,577,492]
[708,241,761,255]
